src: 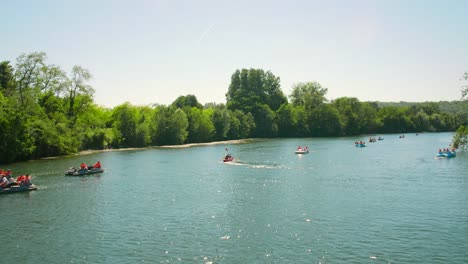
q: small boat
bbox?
[65,167,105,176]
[223,155,234,162]
[0,184,37,194]
[378,137,384,141]
[295,146,310,154]
[437,151,456,158]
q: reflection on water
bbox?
[1,133,467,263]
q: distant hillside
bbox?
[373,101,468,114]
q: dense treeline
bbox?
[1,52,467,163]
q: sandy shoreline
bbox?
[41,139,251,159]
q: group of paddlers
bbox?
[79,161,101,170]
[297,146,309,151]
[0,169,32,189]
[438,148,455,154]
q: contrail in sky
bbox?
[198,24,214,43]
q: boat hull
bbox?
[0,184,37,194]
[65,168,105,176]
[437,152,456,158]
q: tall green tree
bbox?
[14,52,47,108]
[226,68,286,113]
[277,103,297,137]
[226,69,286,137]
[0,61,16,96]
[211,108,231,141]
[111,103,138,147]
[64,65,94,123]
[151,106,189,145]
[290,82,328,110]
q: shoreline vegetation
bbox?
[1,52,467,164]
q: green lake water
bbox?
[1,133,467,263]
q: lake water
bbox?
[1,133,467,263]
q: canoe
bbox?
[65,167,105,176]
[295,150,309,154]
[0,184,37,194]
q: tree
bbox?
[14,52,47,108]
[151,106,188,145]
[227,110,255,139]
[253,104,278,137]
[0,61,16,96]
[226,68,286,113]
[211,108,231,140]
[290,82,328,110]
[308,104,342,136]
[185,107,214,143]
[378,106,414,133]
[111,103,138,147]
[0,94,35,162]
[172,94,203,109]
[452,125,468,150]
[277,103,297,137]
[64,65,94,122]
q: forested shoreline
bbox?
[1,52,467,163]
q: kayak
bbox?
[223,156,234,162]
[295,150,309,154]
[355,143,366,147]
[0,184,37,194]
[65,167,105,176]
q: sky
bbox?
[2,0,468,107]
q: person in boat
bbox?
[16,175,27,184]
[0,175,8,189]
[17,174,31,186]
[93,161,101,169]
[80,163,87,170]
[5,170,17,187]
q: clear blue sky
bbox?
[2,0,467,107]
